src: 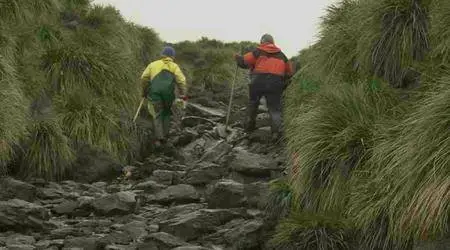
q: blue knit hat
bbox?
[161,46,175,58]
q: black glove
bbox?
[142,87,149,98]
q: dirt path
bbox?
[0,100,287,250]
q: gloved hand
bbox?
[175,95,188,109]
[142,87,149,98]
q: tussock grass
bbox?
[270,210,350,250]
[287,82,400,211]
[20,117,75,180]
[349,78,450,247]
[355,0,430,88]
[265,178,294,221]
[0,57,28,173]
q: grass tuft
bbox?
[270,210,350,250]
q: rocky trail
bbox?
[0,99,287,250]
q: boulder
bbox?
[133,181,167,194]
[52,200,79,215]
[182,162,228,186]
[63,237,107,250]
[71,145,123,183]
[202,219,264,249]
[173,128,199,147]
[151,185,199,205]
[122,221,148,240]
[150,170,185,186]
[172,247,210,250]
[244,182,270,209]
[181,116,216,128]
[92,192,137,216]
[159,209,244,241]
[50,227,85,240]
[206,180,246,209]
[0,199,51,232]
[181,136,217,163]
[5,234,35,246]
[0,178,37,202]
[138,232,190,250]
[229,147,279,177]
[198,140,232,163]
[150,204,205,224]
[37,187,66,200]
[186,103,225,119]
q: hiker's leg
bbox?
[265,82,284,137]
[161,101,173,139]
[246,82,262,132]
[151,101,165,142]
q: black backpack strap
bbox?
[253,49,288,62]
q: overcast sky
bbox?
[92,0,339,57]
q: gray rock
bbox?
[198,140,232,163]
[0,199,51,232]
[0,178,37,202]
[248,127,272,143]
[52,200,78,215]
[174,128,199,147]
[92,192,136,216]
[102,231,133,245]
[50,227,84,240]
[35,240,51,249]
[5,234,35,246]
[181,116,216,128]
[138,232,190,250]
[244,182,270,209]
[229,147,279,177]
[202,219,263,249]
[150,204,205,224]
[172,247,210,250]
[122,221,148,240]
[182,163,228,186]
[206,180,246,209]
[6,244,35,250]
[63,237,107,250]
[150,170,185,186]
[186,103,225,118]
[133,181,167,193]
[181,137,217,163]
[71,145,123,183]
[152,185,199,205]
[159,209,244,241]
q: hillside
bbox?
[1,0,449,249]
[279,0,450,249]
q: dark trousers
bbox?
[246,74,285,134]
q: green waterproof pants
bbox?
[145,70,176,141]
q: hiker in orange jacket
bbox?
[234,34,293,141]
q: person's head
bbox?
[161,46,176,58]
[260,34,274,44]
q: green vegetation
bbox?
[0,0,252,180]
[280,0,450,249]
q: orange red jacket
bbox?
[236,43,293,79]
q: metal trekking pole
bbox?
[225,64,239,131]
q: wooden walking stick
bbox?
[133,98,146,123]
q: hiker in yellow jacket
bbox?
[140,46,188,147]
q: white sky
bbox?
[92,0,339,57]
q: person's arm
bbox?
[173,64,188,97]
[234,50,258,69]
[140,64,152,97]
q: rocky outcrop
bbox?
[0,101,285,250]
